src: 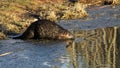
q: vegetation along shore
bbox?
[0,0,120,39]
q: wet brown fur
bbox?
[13,19,74,40]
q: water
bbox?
[0,26,120,68]
[0,5,120,68]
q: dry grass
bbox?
[0,0,119,39]
[113,0,120,4]
[0,0,88,39]
[0,32,6,39]
[0,0,62,35]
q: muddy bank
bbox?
[0,0,120,39]
[1,5,120,39]
[0,1,88,39]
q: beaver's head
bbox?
[58,31,74,40]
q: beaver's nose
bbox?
[66,33,74,39]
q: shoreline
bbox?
[0,0,119,39]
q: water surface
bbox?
[0,5,120,68]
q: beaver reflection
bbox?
[13,19,74,40]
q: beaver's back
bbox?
[34,19,73,39]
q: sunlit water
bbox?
[0,5,120,68]
[0,25,120,68]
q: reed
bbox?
[66,27,119,68]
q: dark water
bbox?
[66,26,120,68]
[0,25,120,68]
[0,5,120,68]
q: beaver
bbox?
[13,19,74,40]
